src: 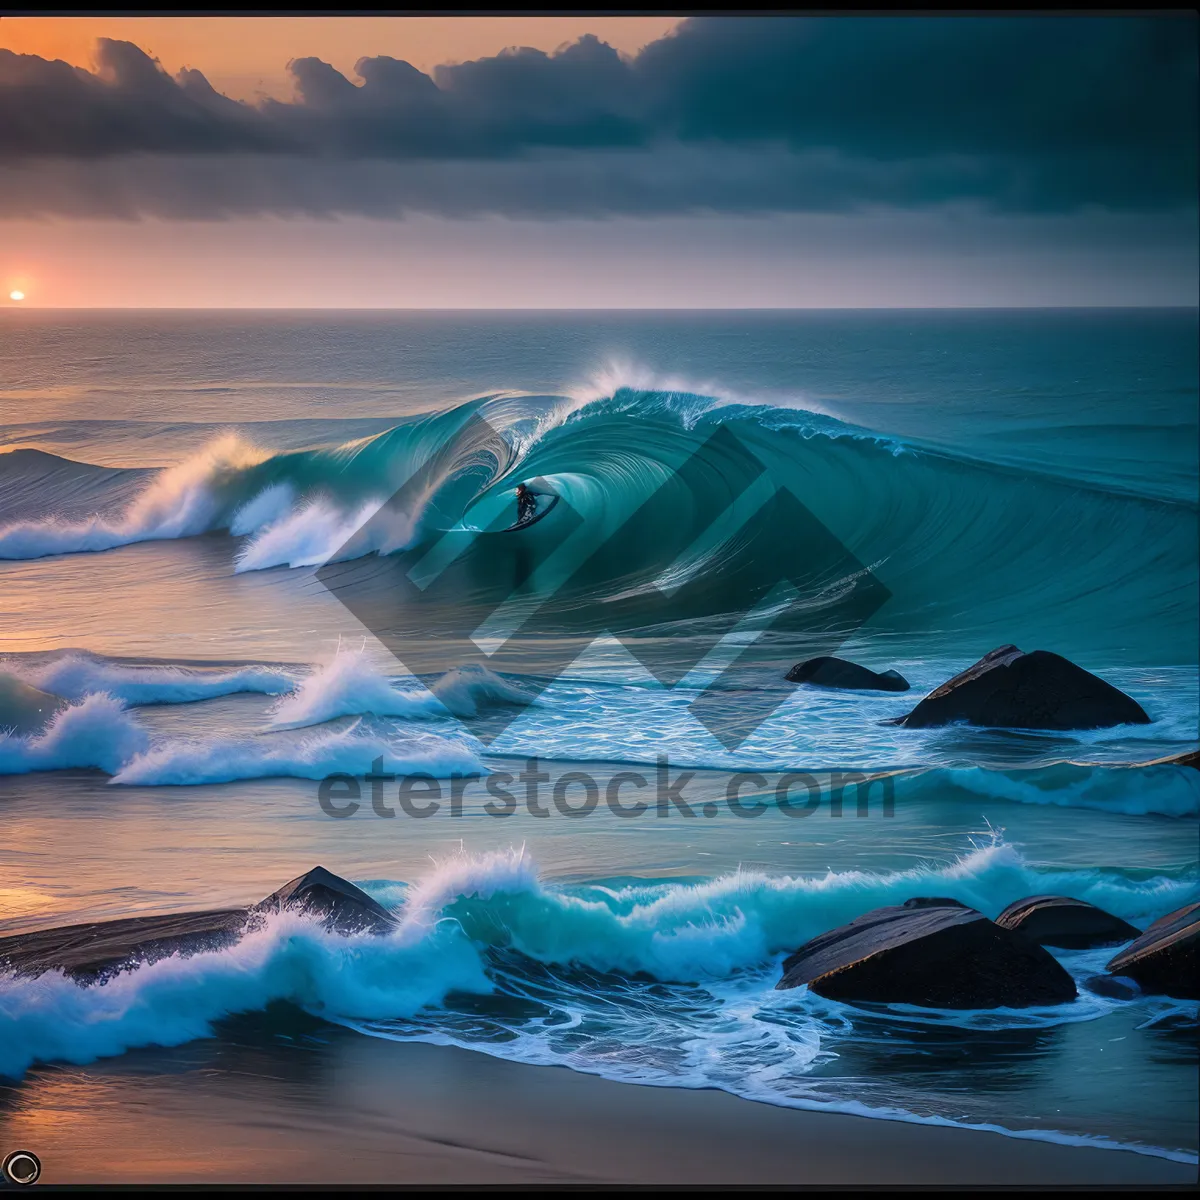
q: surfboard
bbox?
[498,492,559,533]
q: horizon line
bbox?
[3,304,1197,313]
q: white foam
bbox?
[229,482,297,536]
[386,836,1199,983]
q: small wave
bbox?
[4,653,294,707]
[0,693,148,775]
[934,763,1200,818]
[109,722,485,786]
[431,664,533,718]
[267,649,444,729]
[268,652,532,730]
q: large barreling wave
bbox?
[1,377,1195,663]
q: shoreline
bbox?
[1,1016,1195,1187]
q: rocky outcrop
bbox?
[1105,902,1199,1000]
[885,645,1150,730]
[995,895,1139,950]
[0,908,248,982]
[253,865,395,935]
[785,656,910,692]
[0,866,395,982]
[776,897,1077,1008]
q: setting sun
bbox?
[8,290,24,302]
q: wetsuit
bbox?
[516,488,538,527]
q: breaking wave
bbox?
[1,841,1195,1158]
[1,380,1193,665]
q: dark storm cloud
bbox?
[1,16,1195,217]
[0,146,1013,222]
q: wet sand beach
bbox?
[1,1011,1193,1187]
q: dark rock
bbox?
[776,898,1077,1009]
[1081,974,1141,1001]
[786,656,910,692]
[0,867,395,982]
[253,865,395,935]
[1105,902,1200,1000]
[884,645,1150,730]
[995,895,1140,949]
[0,908,249,981]
[902,896,969,909]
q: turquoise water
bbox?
[0,309,1196,1158]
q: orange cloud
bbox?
[0,16,681,100]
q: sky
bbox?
[1,15,1196,308]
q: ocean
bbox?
[0,308,1197,1161]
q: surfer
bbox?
[503,481,558,533]
[515,482,538,529]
